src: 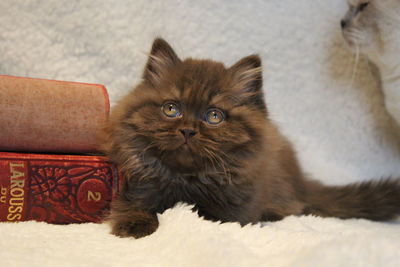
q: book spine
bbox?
[0,155,119,224]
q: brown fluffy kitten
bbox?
[102,38,400,238]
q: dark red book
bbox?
[0,75,110,153]
[0,152,119,224]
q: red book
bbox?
[0,75,110,153]
[0,152,119,224]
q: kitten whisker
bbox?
[203,147,232,184]
[202,147,219,174]
[210,148,233,184]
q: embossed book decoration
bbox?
[0,152,119,223]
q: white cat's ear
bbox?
[143,38,181,86]
[229,55,263,94]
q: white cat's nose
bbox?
[340,19,348,29]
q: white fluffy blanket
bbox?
[0,0,400,266]
[1,204,400,267]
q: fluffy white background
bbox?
[0,0,400,266]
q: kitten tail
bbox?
[304,179,400,221]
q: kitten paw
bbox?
[111,217,159,238]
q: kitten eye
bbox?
[162,102,181,118]
[358,2,369,12]
[205,109,225,125]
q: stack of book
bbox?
[0,75,119,224]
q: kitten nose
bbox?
[340,19,347,29]
[179,129,197,142]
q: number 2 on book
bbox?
[87,191,101,202]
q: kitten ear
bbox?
[143,38,181,86]
[229,55,266,111]
[229,55,263,93]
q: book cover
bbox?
[0,152,119,224]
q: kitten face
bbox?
[121,39,267,173]
[341,0,400,64]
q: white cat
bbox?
[341,0,400,126]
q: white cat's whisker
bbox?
[349,43,361,88]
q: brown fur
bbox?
[101,38,400,238]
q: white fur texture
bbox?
[0,0,400,266]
